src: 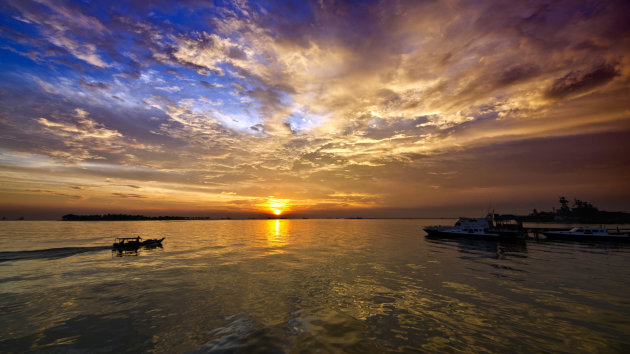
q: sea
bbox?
[1,219,629,353]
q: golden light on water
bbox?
[265,219,288,251]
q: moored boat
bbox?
[424,214,524,239]
[541,226,629,241]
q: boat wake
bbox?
[0,246,111,263]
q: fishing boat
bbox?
[424,214,524,239]
[541,226,629,241]
[112,237,165,249]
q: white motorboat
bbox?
[542,226,629,241]
[424,215,499,238]
[424,213,525,239]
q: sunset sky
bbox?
[1,0,629,219]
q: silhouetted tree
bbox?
[572,199,599,221]
[558,196,570,214]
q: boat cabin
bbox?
[113,237,143,248]
[114,237,142,243]
[453,217,491,233]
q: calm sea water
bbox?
[1,219,629,353]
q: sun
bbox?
[263,197,290,217]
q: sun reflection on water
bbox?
[266,219,289,249]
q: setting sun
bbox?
[261,197,290,217]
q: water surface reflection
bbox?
[0,220,629,352]
[266,219,289,249]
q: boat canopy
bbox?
[114,237,142,242]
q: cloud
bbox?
[546,63,619,99]
[496,64,541,87]
[33,108,134,162]
[79,80,109,90]
[26,188,85,200]
[167,31,248,75]
[111,192,146,199]
[1,0,630,216]
[199,80,222,89]
[37,109,122,140]
[155,85,182,93]
[5,0,111,67]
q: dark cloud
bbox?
[44,46,70,57]
[547,64,618,99]
[199,80,217,89]
[360,116,431,140]
[79,79,109,90]
[249,123,264,133]
[424,129,630,190]
[119,59,143,80]
[227,46,246,60]
[247,87,284,109]
[111,193,146,199]
[27,189,83,200]
[110,184,142,189]
[0,24,48,46]
[497,64,540,87]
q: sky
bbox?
[1,0,629,219]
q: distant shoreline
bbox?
[1,217,629,224]
[50,212,630,223]
[5,202,626,223]
[58,214,457,221]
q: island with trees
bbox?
[524,197,630,224]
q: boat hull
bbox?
[112,238,165,249]
[112,241,141,249]
[141,238,165,247]
[424,227,502,239]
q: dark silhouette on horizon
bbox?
[61,214,193,221]
[524,197,630,223]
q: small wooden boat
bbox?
[112,237,165,249]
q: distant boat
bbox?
[541,226,629,241]
[112,237,165,249]
[424,214,524,239]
